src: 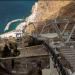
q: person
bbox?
[13,43,20,57]
[37,61,42,75]
[2,44,11,57]
[1,44,12,74]
[9,42,20,69]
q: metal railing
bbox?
[44,42,71,75]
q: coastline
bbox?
[0,2,38,38]
[0,1,36,35]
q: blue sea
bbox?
[0,1,36,34]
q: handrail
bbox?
[0,55,49,60]
[44,42,69,75]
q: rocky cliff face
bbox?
[26,0,75,35]
[32,0,72,22]
[58,1,75,19]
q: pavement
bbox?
[42,58,59,75]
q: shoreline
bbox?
[0,2,38,38]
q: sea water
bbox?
[0,1,36,34]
